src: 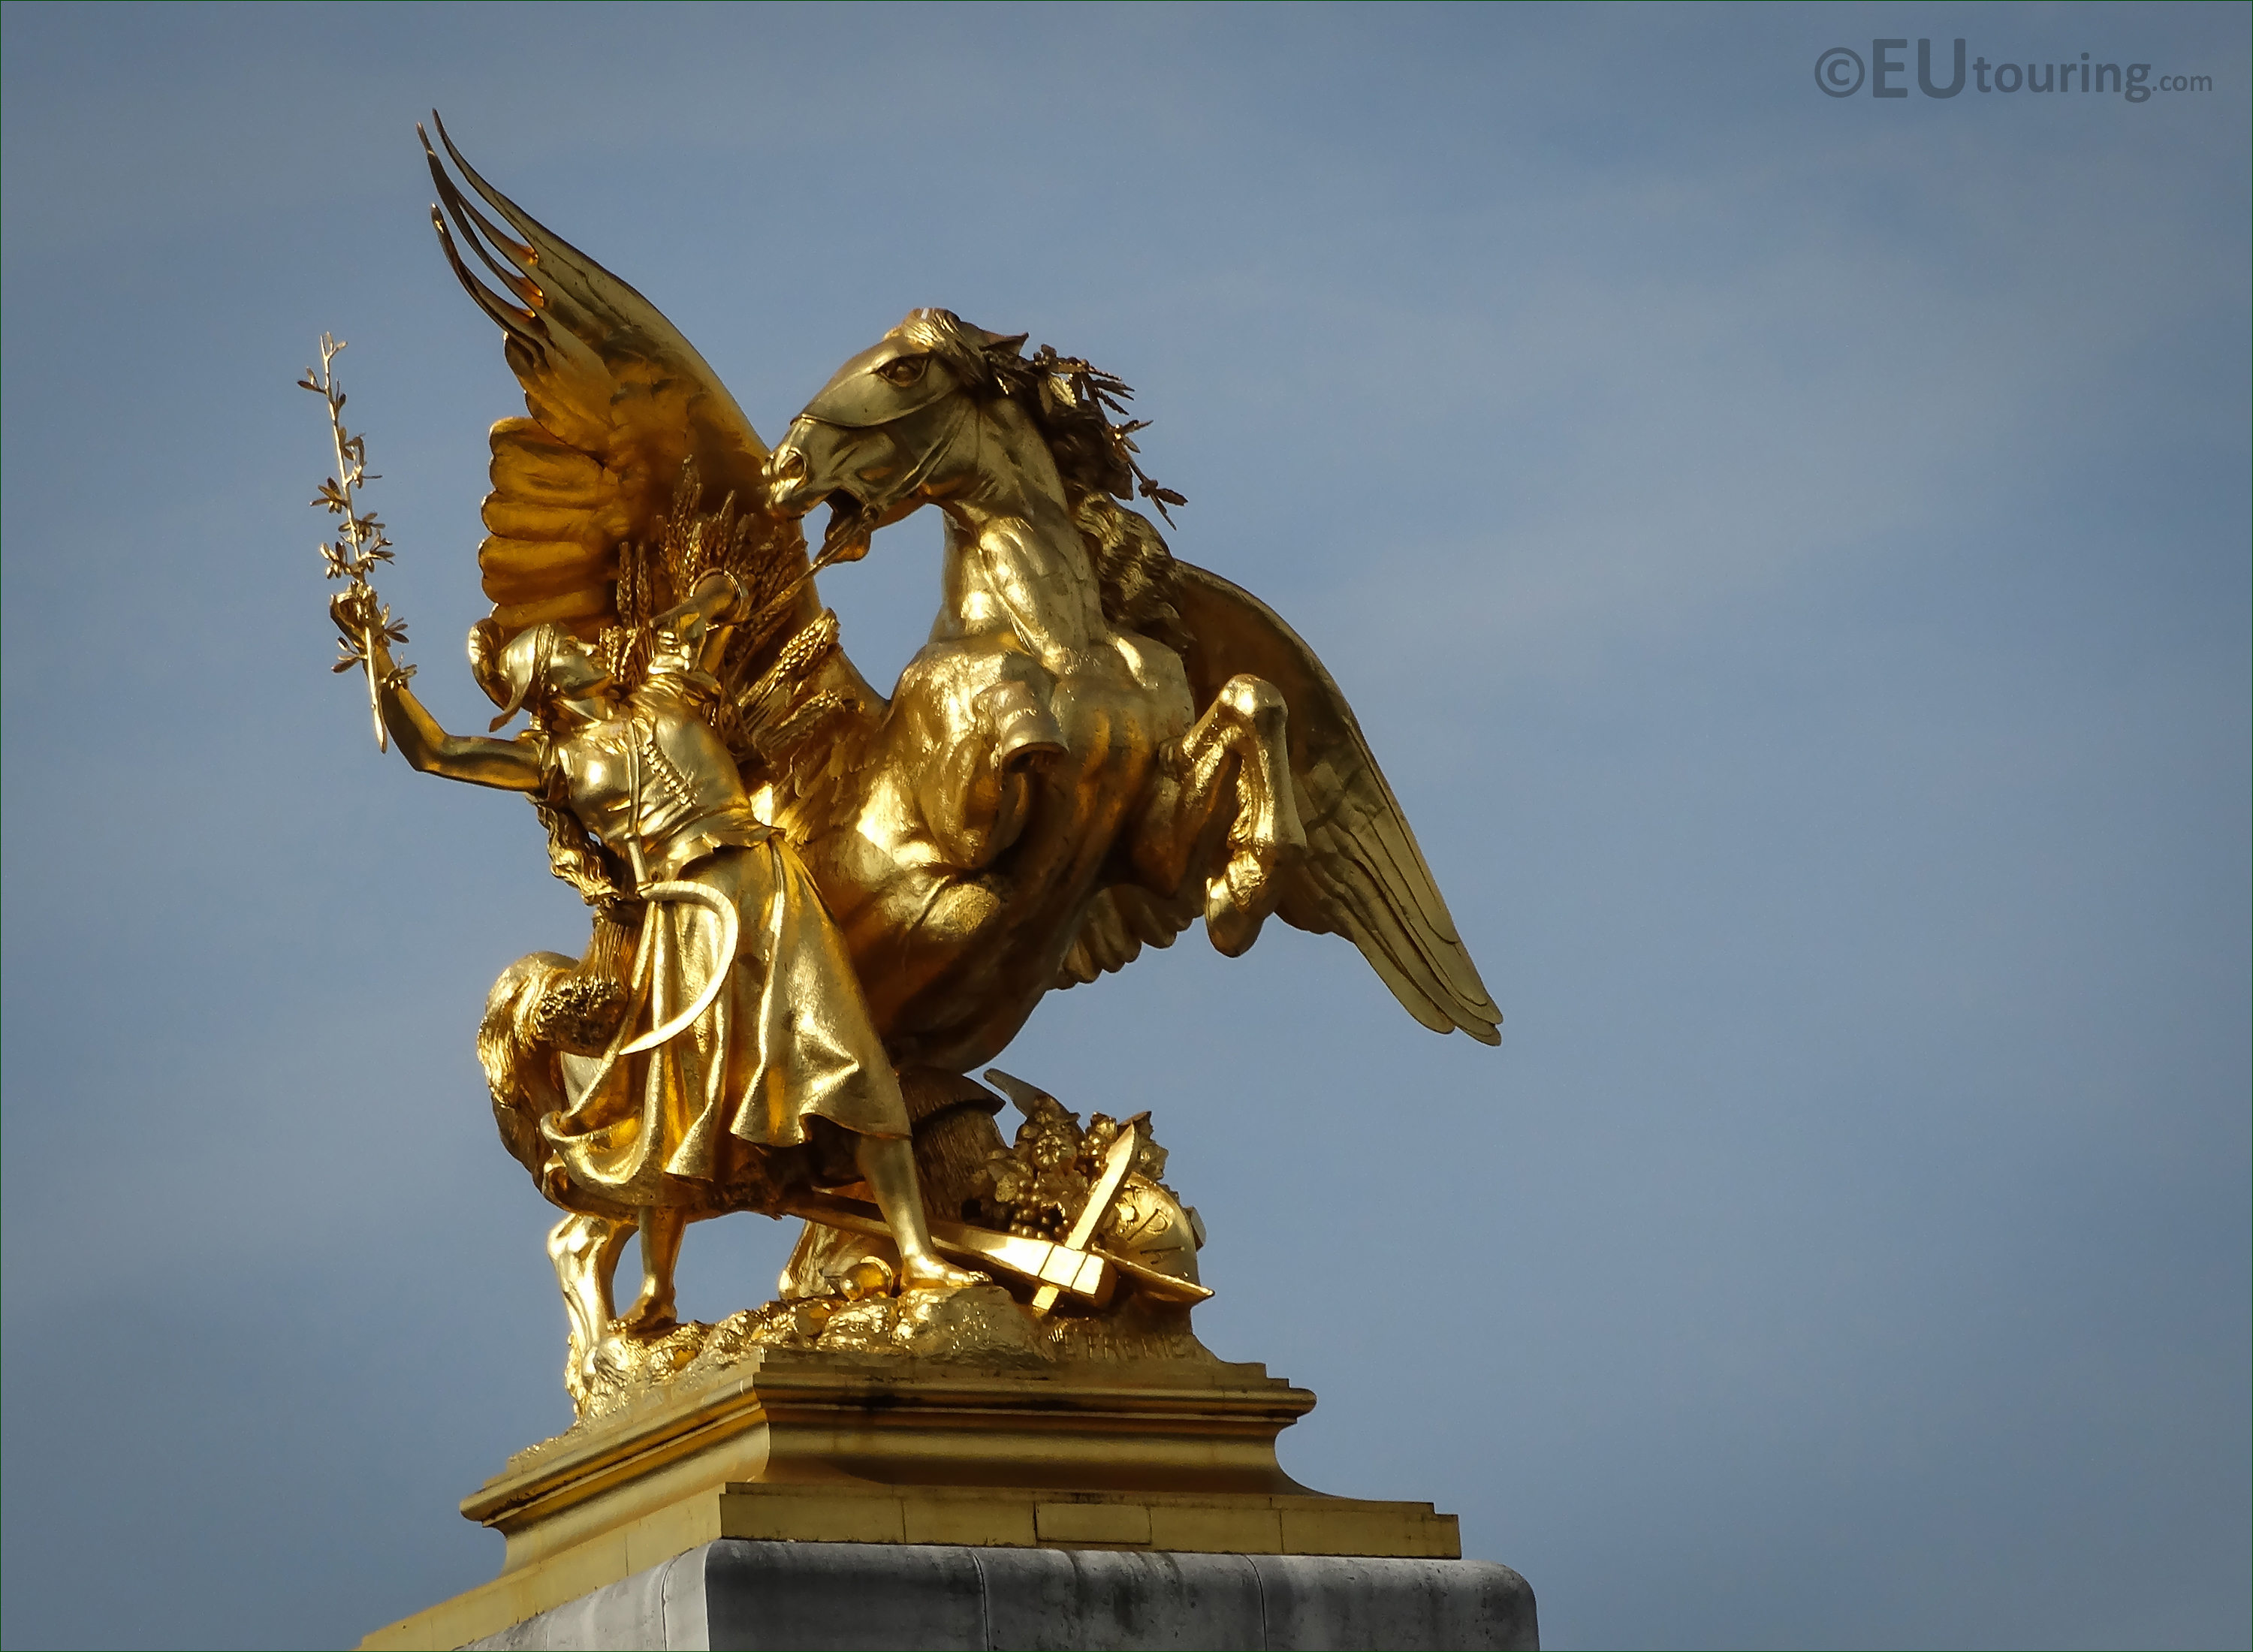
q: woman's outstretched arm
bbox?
[372,637,541,791]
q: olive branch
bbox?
[300,334,411,750]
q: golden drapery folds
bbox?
[544,839,906,1217]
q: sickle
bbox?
[614,879,740,1056]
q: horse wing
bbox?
[421,115,793,643]
[1057,883,1199,985]
[1167,561,1501,1044]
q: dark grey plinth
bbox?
[466,1540,1538,1650]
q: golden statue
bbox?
[353,566,988,1324]
[328,119,1504,1648]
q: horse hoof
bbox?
[1203,888,1265,958]
[982,682,1066,768]
[1204,854,1277,957]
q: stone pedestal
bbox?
[463,1541,1539,1650]
[360,1346,1527,1650]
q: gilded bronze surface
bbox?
[312,117,1499,1430]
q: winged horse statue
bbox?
[412,118,1498,1394]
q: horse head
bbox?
[767,309,1039,564]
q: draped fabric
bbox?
[547,840,907,1215]
[514,600,911,1216]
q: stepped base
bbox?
[360,1346,1494,1650]
[455,1540,1539,1650]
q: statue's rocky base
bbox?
[360,1338,1527,1650]
[460,1540,1538,1650]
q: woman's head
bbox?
[469,620,611,730]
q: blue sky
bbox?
[2,5,2246,1648]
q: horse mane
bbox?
[896,309,1190,649]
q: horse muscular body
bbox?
[768,324,1302,1077]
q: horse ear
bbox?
[979,330,1030,358]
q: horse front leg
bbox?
[547,1211,635,1402]
[1132,674,1305,957]
[912,663,1064,872]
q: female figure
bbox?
[349,571,980,1336]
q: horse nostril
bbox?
[771,449,807,484]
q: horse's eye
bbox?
[878,355,928,387]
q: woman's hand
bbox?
[330,581,382,641]
[662,569,749,630]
